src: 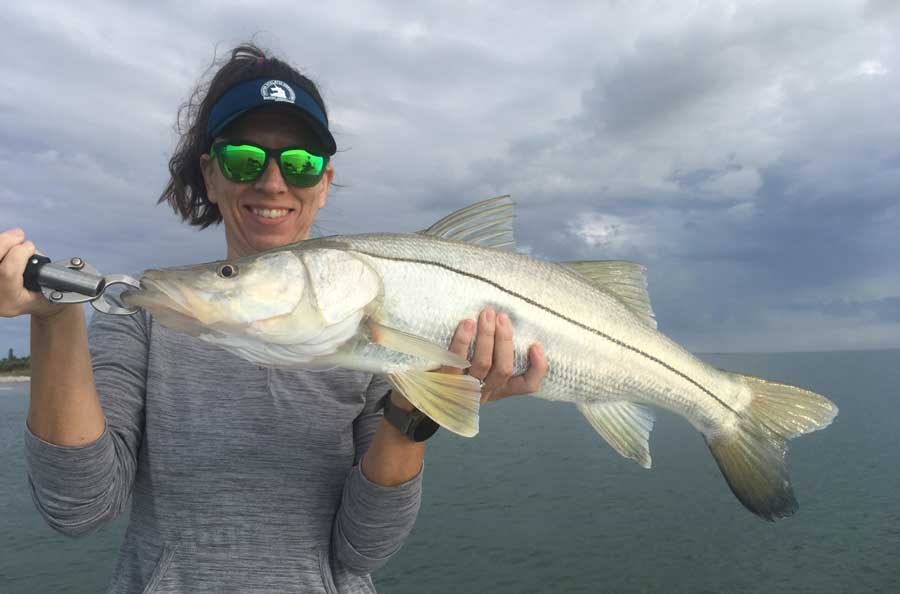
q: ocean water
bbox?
[1,350,898,593]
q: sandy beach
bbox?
[0,376,30,383]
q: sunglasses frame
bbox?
[210,139,330,188]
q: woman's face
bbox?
[200,106,334,259]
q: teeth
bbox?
[251,208,290,219]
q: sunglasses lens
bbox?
[280,149,327,187]
[217,144,267,182]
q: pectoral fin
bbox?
[577,401,655,468]
[388,370,482,437]
[368,320,471,369]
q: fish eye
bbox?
[217,263,239,279]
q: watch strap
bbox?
[382,391,440,442]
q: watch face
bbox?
[412,417,440,442]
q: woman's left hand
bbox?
[446,308,548,404]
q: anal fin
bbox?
[577,401,655,468]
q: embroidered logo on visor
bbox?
[260,80,296,104]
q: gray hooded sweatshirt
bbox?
[24,302,422,593]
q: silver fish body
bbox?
[123,197,837,520]
[327,233,734,430]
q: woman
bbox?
[0,44,546,593]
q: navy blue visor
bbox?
[206,78,336,156]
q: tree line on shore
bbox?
[0,348,31,375]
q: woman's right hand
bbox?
[0,228,66,319]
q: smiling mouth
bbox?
[245,206,295,219]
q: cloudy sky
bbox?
[1,0,898,355]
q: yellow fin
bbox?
[563,260,657,329]
[704,371,838,521]
[387,370,482,437]
[577,401,655,469]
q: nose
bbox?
[253,156,288,193]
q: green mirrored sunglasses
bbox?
[211,141,329,188]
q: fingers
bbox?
[0,231,39,317]
[489,342,548,402]
[0,236,33,283]
[481,313,515,403]
[0,228,25,262]
[440,308,550,407]
[438,318,476,375]
[467,308,496,380]
[449,319,476,358]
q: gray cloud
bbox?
[1,0,899,355]
[791,296,900,323]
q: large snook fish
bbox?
[122,196,837,521]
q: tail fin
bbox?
[706,373,838,521]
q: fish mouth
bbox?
[121,271,213,337]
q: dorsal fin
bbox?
[577,401,656,469]
[419,195,516,250]
[563,260,657,329]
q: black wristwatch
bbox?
[381,391,440,442]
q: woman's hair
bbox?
[159,43,329,228]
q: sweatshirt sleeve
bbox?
[331,375,423,574]
[24,305,150,537]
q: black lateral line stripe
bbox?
[363,250,740,416]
